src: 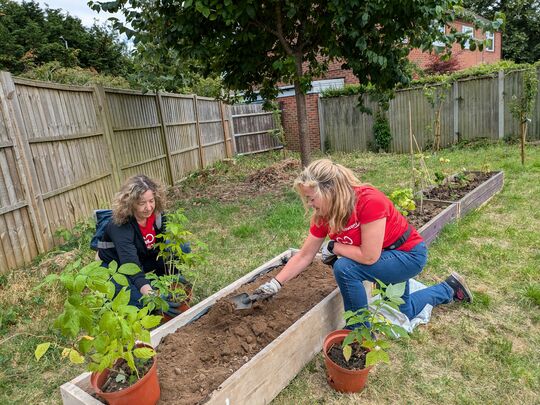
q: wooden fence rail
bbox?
[0,72,239,272]
[320,68,540,153]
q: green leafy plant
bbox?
[341,280,408,367]
[510,68,539,165]
[389,188,416,216]
[423,82,451,151]
[146,209,207,310]
[373,109,392,152]
[34,260,162,381]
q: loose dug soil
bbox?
[167,159,301,203]
[100,358,153,393]
[156,260,336,404]
[422,171,493,201]
[327,342,367,370]
[406,200,447,231]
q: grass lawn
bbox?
[1,141,539,404]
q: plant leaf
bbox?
[342,344,352,362]
[118,263,141,275]
[35,342,51,361]
[133,347,156,359]
[112,273,129,287]
[69,349,85,364]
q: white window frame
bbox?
[462,25,474,50]
[485,31,495,52]
[432,24,446,47]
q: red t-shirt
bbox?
[138,213,156,249]
[310,185,423,251]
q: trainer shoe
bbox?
[444,272,473,303]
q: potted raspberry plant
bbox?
[323,280,409,393]
[143,209,207,321]
[35,260,163,405]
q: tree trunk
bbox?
[294,56,310,167]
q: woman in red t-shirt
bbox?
[255,159,472,322]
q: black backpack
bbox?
[90,209,162,251]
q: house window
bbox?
[432,24,446,48]
[485,31,495,52]
[308,78,345,94]
[462,25,474,50]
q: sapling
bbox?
[34,260,162,383]
[341,280,409,367]
[144,209,207,313]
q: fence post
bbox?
[93,85,121,189]
[155,92,174,185]
[498,70,505,140]
[0,71,51,252]
[192,95,205,169]
[453,81,459,143]
[219,101,233,158]
[318,95,326,153]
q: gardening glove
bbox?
[254,278,281,300]
[321,240,338,266]
[163,299,182,317]
[159,294,182,317]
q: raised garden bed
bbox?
[60,250,344,405]
[59,171,504,405]
[422,171,504,218]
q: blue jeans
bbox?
[332,242,454,321]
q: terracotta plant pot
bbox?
[161,284,192,323]
[322,329,373,393]
[90,345,160,405]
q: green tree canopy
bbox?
[90,0,503,165]
[464,0,540,63]
[0,0,132,76]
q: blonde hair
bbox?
[112,174,166,225]
[294,159,363,233]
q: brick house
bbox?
[277,20,502,152]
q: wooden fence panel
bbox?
[12,79,116,244]
[160,94,201,182]
[105,89,170,186]
[230,103,282,155]
[458,76,499,140]
[197,97,227,167]
[320,70,540,153]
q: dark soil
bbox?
[422,171,493,201]
[406,200,448,230]
[100,358,153,393]
[327,342,367,370]
[156,260,336,404]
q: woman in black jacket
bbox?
[98,174,189,312]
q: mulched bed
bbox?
[156,260,336,404]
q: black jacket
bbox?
[98,214,166,290]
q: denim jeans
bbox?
[332,242,454,321]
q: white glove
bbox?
[321,240,338,265]
[254,278,281,299]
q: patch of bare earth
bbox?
[167,159,301,203]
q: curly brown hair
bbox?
[112,174,167,225]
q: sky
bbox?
[21,0,126,27]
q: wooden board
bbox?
[457,171,504,217]
[418,200,459,247]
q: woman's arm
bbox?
[333,218,386,265]
[274,233,325,285]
